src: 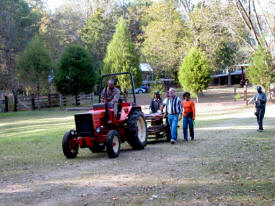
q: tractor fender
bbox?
[120,105,142,121]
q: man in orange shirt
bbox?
[181,92,195,141]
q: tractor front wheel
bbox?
[106,130,121,158]
[62,130,79,159]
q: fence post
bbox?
[48,94,52,107]
[13,95,18,112]
[4,96,8,112]
[63,96,67,107]
[31,94,35,110]
[90,93,94,105]
[59,94,62,109]
[75,95,80,106]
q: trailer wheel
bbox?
[106,130,121,158]
[62,130,79,159]
[127,110,147,150]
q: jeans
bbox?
[183,116,194,141]
[168,114,179,141]
[256,107,265,130]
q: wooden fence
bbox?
[0,93,95,112]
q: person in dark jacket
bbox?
[253,86,267,132]
[149,91,162,113]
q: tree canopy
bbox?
[247,46,274,94]
[0,0,41,90]
[54,44,98,96]
[141,0,189,79]
[103,17,142,91]
[178,47,212,102]
[1,0,274,94]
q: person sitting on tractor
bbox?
[149,91,162,113]
[101,79,120,115]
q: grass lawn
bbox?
[0,105,274,205]
[0,109,78,177]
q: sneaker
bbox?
[257,129,263,132]
[170,139,176,144]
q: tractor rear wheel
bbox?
[62,130,79,158]
[127,110,147,150]
[106,130,121,158]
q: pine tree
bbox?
[17,37,53,109]
[247,46,274,96]
[54,44,98,104]
[178,47,212,102]
[103,17,142,91]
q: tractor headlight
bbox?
[70,130,75,135]
[96,127,101,133]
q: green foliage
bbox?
[141,0,189,78]
[247,46,274,93]
[186,1,249,72]
[54,44,98,95]
[17,37,53,94]
[234,93,241,101]
[123,0,152,46]
[150,81,164,96]
[0,0,41,90]
[80,8,115,63]
[103,17,142,91]
[214,41,237,70]
[178,47,212,100]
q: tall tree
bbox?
[54,44,98,104]
[123,0,152,46]
[247,46,274,96]
[175,0,252,70]
[232,0,275,62]
[141,0,189,79]
[178,47,211,102]
[214,41,238,71]
[103,17,142,91]
[80,8,115,64]
[17,37,53,109]
[0,0,41,90]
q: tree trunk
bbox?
[37,83,41,110]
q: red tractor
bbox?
[62,72,147,158]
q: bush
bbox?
[178,47,212,102]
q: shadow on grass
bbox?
[0,176,273,206]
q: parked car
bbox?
[140,85,149,93]
[127,88,146,94]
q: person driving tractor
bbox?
[100,79,120,115]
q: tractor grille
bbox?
[75,113,94,136]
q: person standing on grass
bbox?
[253,86,267,132]
[165,88,182,144]
[181,92,196,141]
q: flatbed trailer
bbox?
[144,112,171,141]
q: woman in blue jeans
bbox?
[181,92,195,141]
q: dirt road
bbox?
[0,103,274,206]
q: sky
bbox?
[46,0,273,12]
[46,0,64,11]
